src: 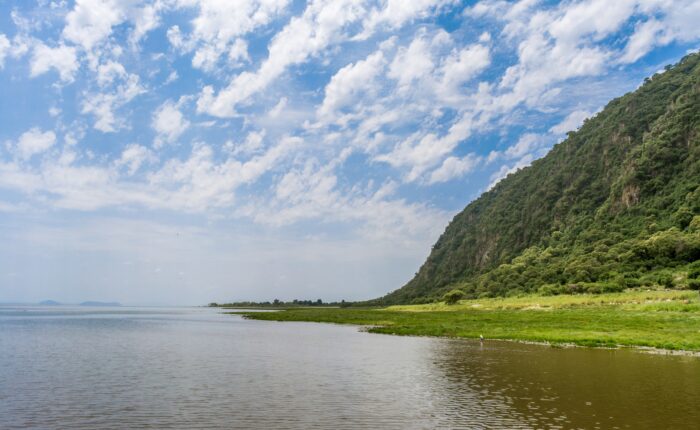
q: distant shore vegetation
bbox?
[209,298,351,308]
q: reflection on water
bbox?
[431,341,700,429]
[1,306,698,429]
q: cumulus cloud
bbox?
[152,100,190,147]
[388,32,436,90]
[116,144,155,175]
[550,109,592,134]
[96,60,126,86]
[318,50,385,122]
[437,43,490,101]
[620,0,700,63]
[82,73,145,132]
[30,43,79,82]
[374,110,485,183]
[62,0,128,52]
[428,154,481,184]
[15,128,57,160]
[248,157,448,242]
[171,0,289,72]
[196,0,456,117]
[197,0,366,117]
[230,130,266,156]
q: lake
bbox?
[1,306,698,429]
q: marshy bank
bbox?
[234,289,700,352]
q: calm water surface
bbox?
[1,306,698,429]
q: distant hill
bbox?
[377,52,700,305]
[79,301,121,307]
[39,300,61,306]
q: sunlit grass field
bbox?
[387,289,699,311]
[234,289,700,351]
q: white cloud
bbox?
[0,135,301,214]
[547,0,636,44]
[173,0,289,72]
[164,70,178,84]
[318,50,385,122]
[147,137,301,211]
[388,33,435,90]
[15,128,57,160]
[437,43,490,101]
[197,0,367,117]
[358,0,454,39]
[239,156,448,244]
[268,97,288,118]
[116,144,155,175]
[550,109,592,134]
[82,73,145,132]
[0,34,10,68]
[375,111,484,182]
[227,38,250,65]
[620,19,666,64]
[488,153,534,190]
[197,0,455,117]
[30,43,79,82]
[231,130,266,156]
[167,25,185,49]
[152,100,190,147]
[428,154,481,184]
[504,133,542,159]
[96,60,126,86]
[129,1,165,47]
[485,133,550,169]
[62,0,128,52]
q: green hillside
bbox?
[377,52,700,305]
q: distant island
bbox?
[39,300,62,306]
[36,300,121,307]
[79,301,121,307]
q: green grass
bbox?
[234,289,700,351]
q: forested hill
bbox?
[377,52,700,305]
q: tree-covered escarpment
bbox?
[377,52,700,305]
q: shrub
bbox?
[538,284,563,296]
[658,273,675,288]
[443,289,465,305]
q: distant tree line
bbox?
[209,299,352,308]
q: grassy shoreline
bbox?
[232,289,700,352]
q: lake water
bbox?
[1,306,699,429]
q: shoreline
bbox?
[232,289,700,355]
[236,313,700,357]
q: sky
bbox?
[0,0,699,305]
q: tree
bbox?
[443,289,465,305]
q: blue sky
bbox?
[1,0,699,305]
